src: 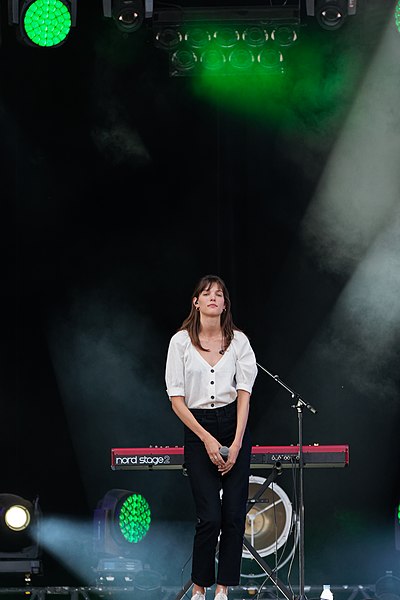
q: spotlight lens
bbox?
[200,48,226,71]
[229,47,254,70]
[171,49,197,72]
[258,48,283,71]
[271,26,297,46]
[155,28,182,50]
[114,5,144,32]
[322,8,342,21]
[118,493,151,543]
[119,10,138,25]
[317,6,344,29]
[23,0,71,47]
[5,505,31,531]
[213,27,240,48]
[185,28,211,49]
[242,26,267,47]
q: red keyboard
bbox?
[111,444,349,470]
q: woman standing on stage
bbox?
[165,274,258,600]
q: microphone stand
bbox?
[256,362,317,600]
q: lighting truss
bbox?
[305,0,357,30]
[152,3,300,76]
[8,0,77,47]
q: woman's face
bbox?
[194,282,226,317]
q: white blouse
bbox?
[165,329,257,409]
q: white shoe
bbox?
[192,592,206,600]
[214,593,228,600]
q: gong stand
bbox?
[242,463,294,600]
[174,463,294,600]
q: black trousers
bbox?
[184,401,251,588]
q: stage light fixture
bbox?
[316,1,347,30]
[0,493,42,576]
[152,4,299,77]
[396,1,400,34]
[163,25,295,76]
[9,0,77,48]
[395,502,400,551]
[305,0,356,31]
[5,505,31,532]
[375,573,400,600]
[93,489,151,557]
[102,0,151,33]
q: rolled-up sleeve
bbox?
[234,332,258,394]
[165,332,186,398]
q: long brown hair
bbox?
[179,274,239,352]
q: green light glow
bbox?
[397,503,400,522]
[118,493,151,543]
[395,1,400,34]
[23,0,71,48]
[200,48,226,72]
[189,28,359,131]
[229,46,255,71]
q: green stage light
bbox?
[118,494,151,544]
[156,19,297,78]
[22,0,72,47]
[93,489,152,557]
[396,502,400,551]
[395,1,400,34]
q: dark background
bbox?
[1,0,400,593]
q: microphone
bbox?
[219,446,229,460]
